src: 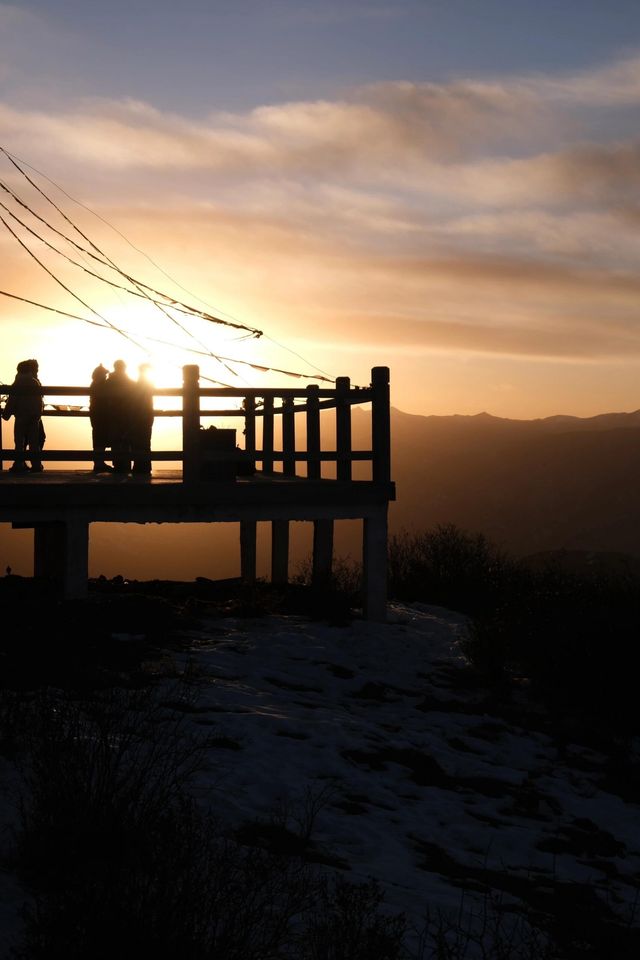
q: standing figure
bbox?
[89,364,113,473]
[105,359,136,474]
[131,363,155,475]
[1,359,44,473]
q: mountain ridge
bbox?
[2,404,640,577]
[350,405,640,560]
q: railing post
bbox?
[371,366,390,484]
[306,384,320,480]
[244,396,256,468]
[363,509,388,621]
[262,395,274,473]
[182,364,201,483]
[336,376,351,482]
[282,397,295,476]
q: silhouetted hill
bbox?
[3,407,640,579]
[352,407,640,558]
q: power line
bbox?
[0,188,247,383]
[1,146,335,381]
[0,170,262,338]
[0,289,334,381]
[0,213,148,354]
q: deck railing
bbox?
[0,365,391,484]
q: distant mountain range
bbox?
[358,407,640,559]
[2,407,640,579]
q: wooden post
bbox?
[244,396,256,469]
[336,376,352,482]
[371,366,391,484]
[363,509,388,621]
[182,364,201,483]
[271,519,289,585]
[262,395,274,474]
[240,520,257,584]
[312,518,333,589]
[0,411,3,471]
[306,384,320,480]
[282,397,295,476]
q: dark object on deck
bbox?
[200,426,237,481]
[236,445,255,476]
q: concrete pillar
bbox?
[363,510,388,621]
[34,517,89,599]
[271,519,289,584]
[240,520,257,584]
[312,518,334,589]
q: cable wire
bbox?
[0,146,335,383]
[1,146,335,380]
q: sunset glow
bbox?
[2,1,640,418]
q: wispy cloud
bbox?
[2,49,640,393]
[3,48,640,177]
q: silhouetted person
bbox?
[29,359,46,453]
[131,363,155,475]
[105,359,135,474]
[89,364,113,473]
[2,359,44,472]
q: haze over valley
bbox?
[3,402,640,581]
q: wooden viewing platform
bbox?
[0,365,395,619]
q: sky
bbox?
[2,0,640,417]
[2,600,638,951]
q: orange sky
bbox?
[2,3,640,419]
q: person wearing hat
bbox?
[89,363,113,473]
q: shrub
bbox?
[291,554,362,621]
[389,524,640,737]
[8,687,407,960]
[388,524,525,616]
[297,875,407,960]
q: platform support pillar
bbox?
[363,509,388,622]
[34,517,89,599]
[271,520,289,585]
[312,519,333,589]
[240,520,257,584]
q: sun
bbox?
[89,300,220,389]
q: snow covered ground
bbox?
[1,598,639,952]
[170,601,640,940]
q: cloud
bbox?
[433,141,640,209]
[1,48,640,184]
[518,55,640,106]
[3,49,640,379]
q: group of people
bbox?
[2,358,154,475]
[89,359,155,475]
